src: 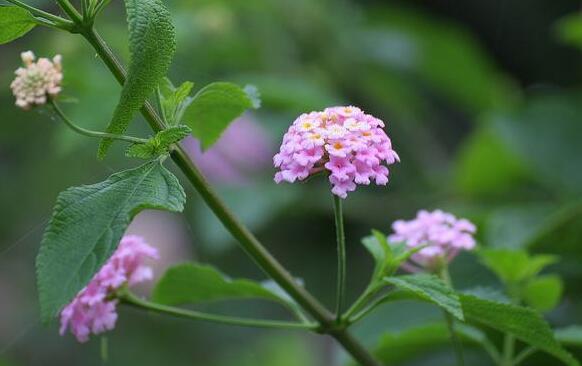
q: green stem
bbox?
[348,292,390,324]
[502,334,515,366]
[120,291,316,331]
[333,194,347,322]
[79,26,382,366]
[439,266,465,366]
[513,346,536,365]
[55,0,83,23]
[50,100,149,144]
[4,0,74,27]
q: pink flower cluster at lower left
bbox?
[59,235,158,342]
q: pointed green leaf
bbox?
[36,161,186,321]
[159,78,195,125]
[523,275,563,312]
[361,230,392,281]
[0,6,35,44]
[460,294,579,365]
[152,263,287,306]
[374,323,488,365]
[98,0,176,158]
[556,326,582,347]
[479,248,558,284]
[182,82,259,149]
[384,274,464,321]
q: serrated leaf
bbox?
[182,82,258,150]
[0,6,35,44]
[154,125,191,146]
[36,161,186,321]
[523,275,563,312]
[460,294,579,366]
[126,142,157,159]
[98,0,176,158]
[556,326,582,346]
[152,263,287,306]
[384,274,464,321]
[479,248,558,284]
[126,126,191,160]
[374,323,487,365]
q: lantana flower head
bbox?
[389,210,476,271]
[59,235,158,343]
[273,106,399,198]
[10,51,63,110]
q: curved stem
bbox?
[333,194,347,321]
[50,100,149,144]
[120,291,316,331]
[79,26,382,366]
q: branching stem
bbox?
[74,22,382,366]
[119,290,317,331]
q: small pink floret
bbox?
[273,106,399,198]
[59,235,158,343]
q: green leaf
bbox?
[36,161,186,321]
[460,294,579,366]
[159,78,194,125]
[523,275,563,312]
[384,274,464,321]
[361,230,392,281]
[478,248,558,284]
[374,323,487,365]
[555,13,582,50]
[0,6,35,44]
[556,326,582,347]
[454,126,529,197]
[98,0,176,158]
[182,82,258,150]
[152,263,287,306]
[126,126,191,159]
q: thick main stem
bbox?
[81,26,381,366]
[333,194,347,321]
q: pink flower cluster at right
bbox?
[59,235,158,342]
[273,106,399,198]
[389,210,477,270]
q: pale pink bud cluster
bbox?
[389,210,477,270]
[59,235,158,343]
[10,51,63,110]
[273,106,399,198]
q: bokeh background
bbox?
[1,0,582,365]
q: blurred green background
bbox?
[1,0,582,365]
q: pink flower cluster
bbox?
[10,51,63,110]
[60,235,158,343]
[273,106,399,198]
[389,210,477,270]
